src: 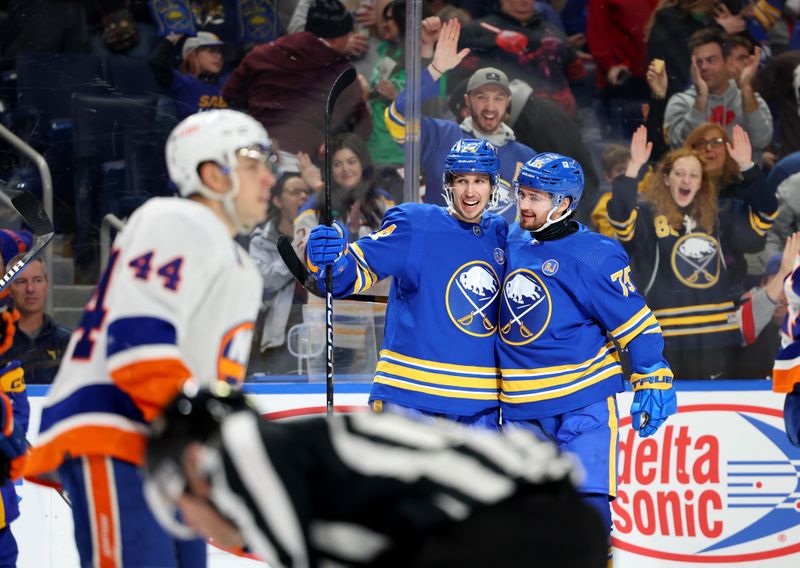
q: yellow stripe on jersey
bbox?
[610,306,661,349]
[500,365,622,404]
[501,343,615,377]
[373,375,499,400]
[349,243,378,293]
[376,361,500,389]
[652,301,735,316]
[501,352,621,392]
[661,323,740,337]
[385,103,406,143]
[380,349,500,375]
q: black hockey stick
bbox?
[276,235,387,304]
[0,192,55,293]
[324,68,357,416]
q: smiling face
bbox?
[689,126,727,177]
[665,155,704,208]
[332,147,363,191]
[464,84,511,135]
[448,173,492,222]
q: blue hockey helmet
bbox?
[515,152,584,216]
[442,138,501,209]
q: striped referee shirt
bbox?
[207,411,581,568]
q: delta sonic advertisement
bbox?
[14,383,800,567]
[612,388,800,567]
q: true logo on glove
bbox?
[631,374,673,391]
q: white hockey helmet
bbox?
[166,109,274,232]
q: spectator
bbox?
[646,0,741,97]
[287,0,372,59]
[149,31,233,119]
[590,144,631,237]
[458,0,586,115]
[731,236,800,379]
[608,126,769,379]
[248,174,312,376]
[365,0,440,168]
[4,255,70,385]
[726,33,754,83]
[294,133,395,254]
[385,18,536,222]
[684,123,777,281]
[754,50,800,159]
[664,28,773,163]
[223,0,372,159]
[587,0,659,99]
[764,152,800,260]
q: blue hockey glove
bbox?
[785,384,800,447]
[630,368,677,438]
[307,222,348,273]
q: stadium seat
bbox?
[105,55,162,97]
[71,92,157,275]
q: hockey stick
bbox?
[276,235,387,304]
[0,192,55,293]
[323,67,357,417]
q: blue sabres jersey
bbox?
[318,203,508,416]
[1,360,28,530]
[497,223,670,419]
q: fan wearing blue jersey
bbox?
[497,153,677,546]
[306,138,508,427]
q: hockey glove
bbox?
[307,222,348,274]
[0,390,27,483]
[0,291,19,355]
[630,368,677,438]
[785,384,800,447]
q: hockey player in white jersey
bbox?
[25,109,276,567]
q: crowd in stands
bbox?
[1,0,800,381]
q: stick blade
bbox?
[326,68,357,116]
[11,192,53,235]
[277,235,322,297]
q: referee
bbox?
[145,384,607,567]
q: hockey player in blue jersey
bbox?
[306,138,507,427]
[497,153,677,545]
[384,17,535,223]
[0,279,30,568]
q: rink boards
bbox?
[14,380,800,567]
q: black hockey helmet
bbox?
[143,381,254,537]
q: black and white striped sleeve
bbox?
[213,411,580,568]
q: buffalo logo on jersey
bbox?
[671,233,720,289]
[500,269,552,345]
[445,262,501,337]
[217,322,254,383]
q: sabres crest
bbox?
[499,269,552,345]
[445,261,501,337]
[671,233,720,289]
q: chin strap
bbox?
[530,215,578,241]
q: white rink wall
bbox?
[15,382,800,567]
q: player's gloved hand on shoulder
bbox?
[785,383,800,447]
[0,389,28,483]
[630,367,677,438]
[307,221,348,274]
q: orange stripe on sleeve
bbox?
[110,358,193,422]
[773,367,800,394]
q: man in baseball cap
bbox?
[462,67,512,139]
[181,31,233,61]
